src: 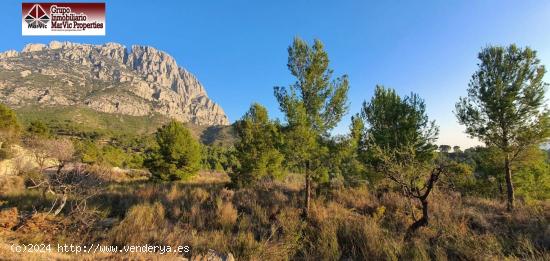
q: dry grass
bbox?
[0,172,549,260]
[110,202,168,246]
[0,175,24,195]
[217,201,238,230]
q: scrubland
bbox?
[1,170,548,260]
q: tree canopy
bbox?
[274,38,349,136]
[455,45,549,152]
[145,120,201,181]
[362,85,439,164]
[233,103,284,187]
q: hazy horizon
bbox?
[2,0,550,148]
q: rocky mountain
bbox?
[0,41,229,125]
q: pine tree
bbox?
[233,103,284,187]
[361,86,442,236]
[274,37,349,217]
[361,86,438,165]
[455,45,550,210]
[145,120,201,181]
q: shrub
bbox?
[401,239,429,260]
[101,145,127,167]
[26,120,50,138]
[75,140,101,164]
[217,201,238,230]
[190,187,210,204]
[110,202,168,246]
[0,175,25,195]
[230,231,262,260]
[513,149,550,201]
[337,217,400,260]
[272,207,304,258]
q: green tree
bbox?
[361,86,438,165]
[274,38,349,217]
[201,145,239,173]
[439,145,451,153]
[466,145,550,200]
[145,120,201,181]
[455,45,550,210]
[512,146,550,201]
[233,103,284,187]
[202,145,223,171]
[465,146,506,197]
[75,140,102,164]
[101,145,128,168]
[331,114,368,186]
[0,103,21,151]
[453,145,461,153]
[361,86,442,236]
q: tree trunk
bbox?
[56,162,65,175]
[504,154,514,211]
[406,199,429,239]
[497,178,504,199]
[304,171,311,218]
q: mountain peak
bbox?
[0,41,229,125]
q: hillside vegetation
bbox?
[15,106,236,146]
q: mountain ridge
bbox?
[0,41,229,126]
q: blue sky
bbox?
[1,1,550,148]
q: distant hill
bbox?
[15,106,236,146]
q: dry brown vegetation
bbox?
[1,170,549,260]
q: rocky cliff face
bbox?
[0,41,229,125]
